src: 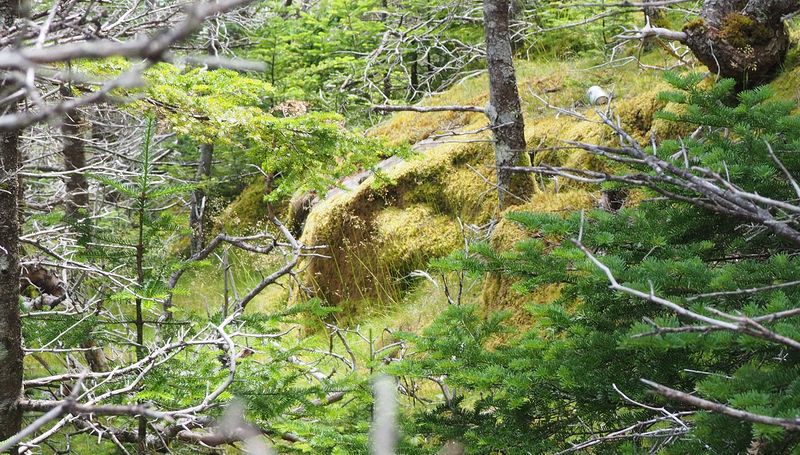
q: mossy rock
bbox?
[441,168,498,221]
[375,205,461,274]
[481,190,596,326]
[771,64,800,106]
[295,53,800,318]
[214,180,271,234]
[298,61,680,312]
[719,13,773,49]
[299,140,500,307]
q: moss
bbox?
[214,179,271,234]
[771,65,800,106]
[481,190,596,325]
[614,89,669,140]
[295,52,722,317]
[650,13,673,30]
[299,140,498,307]
[720,13,773,49]
[441,168,498,222]
[683,18,706,33]
[375,206,461,273]
[370,54,669,148]
[369,76,489,146]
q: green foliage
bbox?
[248,0,484,112]
[250,0,386,109]
[143,64,391,201]
[254,111,389,201]
[22,1,793,452]
[73,60,392,204]
[521,0,636,58]
[657,72,800,200]
[20,115,379,453]
[247,0,645,119]
[393,77,800,453]
[145,65,276,143]
[88,118,194,307]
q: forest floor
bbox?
[173,47,800,413]
[179,45,800,330]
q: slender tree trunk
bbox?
[509,0,525,52]
[409,48,419,96]
[190,143,213,255]
[60,87,109,372]
[60,86,90,219]
[382,69,393,100]
[0,103,23,444]
[135,191,147,454]
[0,0,23,442]
[640,0,665,51]
[380,0,392,99]
[682,0,800,88]
[483,0,527,209]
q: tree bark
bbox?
[682,0,800,89]
[189,143,213,254]
[59,88,110,372]
[483,0,527,209]
[380,0,392,99]
[410,48,419,95]
[60,86,90,219]
[0,0,23,442]
[643,0,664,23]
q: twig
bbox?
[372,104,485,114]
[642,379,800,431]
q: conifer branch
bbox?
[572,238,800,351]
[507,108,800,246]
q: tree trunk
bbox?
[409,48,419,95]
[0,0,23,441]
[683,0,800,89]
[0,108,22,444]
[60,86,90,219]
[380,0,392,99]
[59,88,109,372]
[483,0,527,209]
[189,143,213,255]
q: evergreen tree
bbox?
[393,75,800,453]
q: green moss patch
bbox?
[481,190,596,325]
[300,56,677,312]
[213,179,271,234]
[720,13,773,49]
[299,140,498,307]
[375,205,461,273]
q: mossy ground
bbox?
[482,191,596,326]
[298,52,676,312]
[190,42,800,330]
[160,48,800,451]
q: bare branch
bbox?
[572,238,800,351]
[0,0,254,70]
[372,104,486,114]
[642,379,800,431]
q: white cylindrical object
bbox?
[587,86,610,105]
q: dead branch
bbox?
[572,238,800,351]
[642,379,800,431]
[372,104,485,114]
